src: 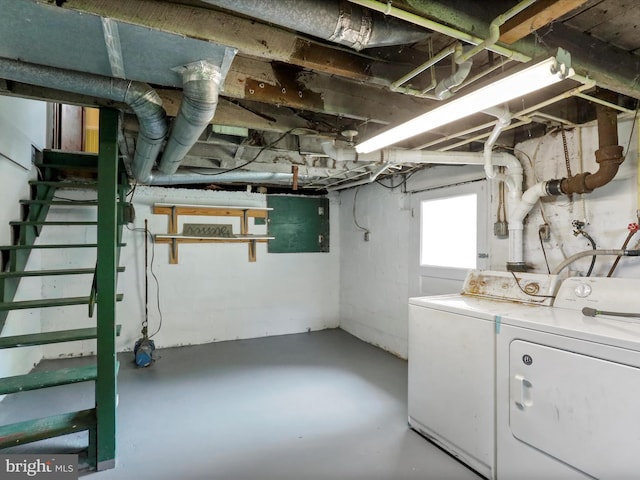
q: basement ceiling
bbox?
[1,0,639,191]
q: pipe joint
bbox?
[545,179,563,196]
[595,144,624,164]
[561,172,593,195]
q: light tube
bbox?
[356,55,575,154]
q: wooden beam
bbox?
[499,0,589,44]
[61,0,410,86]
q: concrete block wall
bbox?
[338,116,639,358]
[41,186,341,358]
[0,96,47,385]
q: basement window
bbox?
[420,193,477,269]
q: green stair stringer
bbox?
[0,109,129,472]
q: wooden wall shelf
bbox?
[152,203,273,263]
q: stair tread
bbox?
[0,267,125,279]
[20,200,99,206]
[0,325,122,349]
[0,408,95,449]
[0,365,97,395]
[0,294,124,311]
[0,243,126,250]
[35,162,98,171]
[10,221,98,226]
[29,180,98,188]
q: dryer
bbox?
[496,276,640,479]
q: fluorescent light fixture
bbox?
[356,50,575,154]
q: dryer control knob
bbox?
[574,283,592,298]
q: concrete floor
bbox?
[1,329,481,480]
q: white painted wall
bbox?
[41,186,341,358]
[338,165,485,357]
[338,115,639,358]
[0,96,48,387]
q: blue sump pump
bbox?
[134,219,156,368]
[134,330,155,367]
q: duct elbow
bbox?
[124,84,169,183]
[158,61,223,176]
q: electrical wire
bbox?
[374,168,421,190]
[538,227,551,274]
[185,129,295,177]
[510,271,556,300]
[125,223,163,337]
[352,187,370,235]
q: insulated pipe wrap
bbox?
[158,61,222,176]
[200,0,427,50]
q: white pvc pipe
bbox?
[323,145,530,264]
[483,106,512,178]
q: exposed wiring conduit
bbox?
[456,0,537,64]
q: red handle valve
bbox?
[628,223,639,233]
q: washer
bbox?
[496,276,640,479]
[408,271,560,479]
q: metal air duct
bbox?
[200,0,427,50]
[158,61,223,176]
[0,57,167,183]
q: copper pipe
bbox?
[560,90,624,195]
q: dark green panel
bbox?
[267,196,329,253]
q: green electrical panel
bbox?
[267,195,329,253]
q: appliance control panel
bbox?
[554,277,640,312]
[462,270,560,306]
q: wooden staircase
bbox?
[0,109,126,471]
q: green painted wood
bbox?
[10,221,98,227]
[267,196,330,253]
[35,163,98,172]
[41,150,98,169]
[29,180,98,188]
[0,409,95,449]
[0,325,122,349]
[96,108,119,469]
[0,365,97,395]
[0,243,126,250]
[21,200,99,206]
[0,294,123,311]
[0,267,124,279]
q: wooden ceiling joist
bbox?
[499,0,590,44]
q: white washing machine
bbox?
[409,271,560,479]
[496,276,640,479]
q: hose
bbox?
[552,249,640,275]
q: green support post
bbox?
[96,108,119,471]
